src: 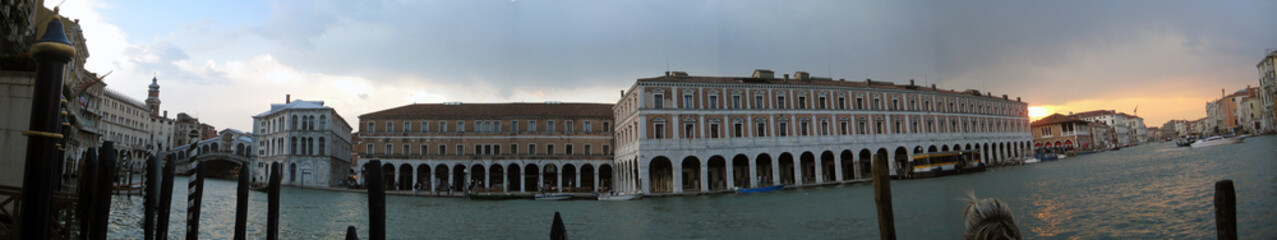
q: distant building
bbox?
[1205,87,1262,135]
[1072,110,1144,146]
[1257,50,1277,133]
[252,98,354,187]
[1147,127,1162,142]
[355,102,616,193]
[1031,114,1096,152]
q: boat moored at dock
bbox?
[597,192,643,201]
[903,150,985,179]
[735,185,784,194]
[534,193,574,200]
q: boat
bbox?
[534,193,573,200]
[736,185,784,194]
[1023,158,1040,164]
[1190,136,1243,148]
[904,150,984,179]
[597,192,642,201]
[465,192,521,200]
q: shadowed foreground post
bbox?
[144,155,160,240]
[268,162,282,240]
[93,143,117,240]
[234,163,250,240]
[367,160,386,240]
[186,162,205,240]
[20,16,74,240]
[872,153,895,240]
[157,154,176,240]
[75,150,96,239]
[347,226,358,240]
[1215,180,1236,240]
[551,212,567,240]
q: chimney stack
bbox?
[783,74,789,83]
[909,79,915,86]
[286,94,291,103]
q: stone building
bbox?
[612,70,1033,195]
[252,98,353,187]
[1257,50,1277,133]
[1031,114,1094,152]
[355,102,616,194]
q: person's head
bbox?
[963,193,1022,240]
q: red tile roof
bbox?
[1031,113,1087,127]
[360,102,614,119]
[635,75,1021,102]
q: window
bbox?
[510,144,518,154]
[366,144,373,154]
[566,144,574,155]
[603,122,610,132]
[875,120,884,134]
[894,120,902,133]
[733,122,743,137]
[494,145,501,155]
[838,97,846,109]
[440,121,448,132]
[684,123,695,138]
[778,122,788,136]
[892,99,899,110]
[420,144,428,155]
[584,121,592,132]
[547,144,556,155]
[584,144,591,155]
[548,121,556,132]
[529,120,537,132]
[476,145,483,155]
[732,95,742,109]
[873,98,881,110]
[1040,128,1052,136]
[756,122,767,137]
[857,120,867,134]
[367,122,375,132]
[385,144,393,155]
[512,121,519,132]
[403,144,410,154]
[654,123,665,139]
[422,122,430,132]
[529,144,537,154]
[777,96,786,109]
[818,97,827,109]
[457,145,464,155]
[821,121,830,135]
[856,98,864,109]
[566,121,574,133]
[683,95,693,109]
[439,145,447,155]
[457,121,465,132]
[602,145,609,154]
[800,121,809,136]
[387,121,394,132]
[753,96,763,109]
[839,121,849,135]
[710,123,720,138]
[654,94,664,108]
[403,121,411,132]
[911,120,918,133]
[494,121,502,132]
[709,95,719,109]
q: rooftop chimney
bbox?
[286,94,291,103]
[794,71,809,80]
[752,69,774,79]
[783,74,789,83]
[931,84,936,90]
[909,79,915,86]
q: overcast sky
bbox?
[51,0,1277,131]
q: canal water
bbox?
[110,135,1277,239]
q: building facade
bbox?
[613,70,1033,195]
[101,88,154,163]
[252,99,353,187]
[355,103,616,194]
[1257,50,1277,133]
[1031,114,1096,152]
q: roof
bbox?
[360,102,614,119]
[1071,110,1115,118]
[102,88,149,110]
[1031,113,1088,127]
[254,100,330,117]
[634,74,1023,102]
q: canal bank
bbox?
[110,135,1277,239]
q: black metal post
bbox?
[267,162,281,240]
[186,162,205,240]
[157,154,176,240]
[75,149,96,239]
[367,160,386,240]
[234,163,250,240]
[1215,180,1237,240]
[19,17,75,240]
[144,155,160,240]
[91,143,117,240]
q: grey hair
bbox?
[963,192,1022,240]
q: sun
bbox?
[1027,106,1053,121]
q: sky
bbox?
[48,0,1277,131]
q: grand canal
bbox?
[109,135,1277,239]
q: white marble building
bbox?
[252,98,354,187]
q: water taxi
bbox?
[1190,136,1243,148]
[905,150,985,179]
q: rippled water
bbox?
[110,135,1277,239]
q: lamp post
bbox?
[20,16,76,239]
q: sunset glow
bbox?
[1028,106,1053,121]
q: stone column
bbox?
[814,159,824,184]
[748,159,757,188]
[771,159,780,186]
[726,162,736,189]
[555,166,563,193]
[794,160,804,186]
[700,161,709,192]
[834,157,844,182]
[502,166,509,193]
[575,166,582,191]
[672,164,683,193]
[593,166,600,193]
[639,162,650,194]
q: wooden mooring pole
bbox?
[186,162,205,240]
[144,155,160,240]
[1215,180,1236,240]
[234,163,251,240]
[75,149,96,239]
[367,160,387,240]
[551,211,567,240]
[92,143,117,240]
[267,162,282,240]
[157,154,176,240]
[19,17,74,240]
[872,154,896,240]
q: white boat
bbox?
[1023,158,1040,164]
[597,192,642,201]
[1190,136,1243,148]
[534,193,573,200]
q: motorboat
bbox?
[735,185,784,194]
[534,193,573,200]
[597,192,642,201]
[1023,158,1040,164]
[1190,136,1243,148]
